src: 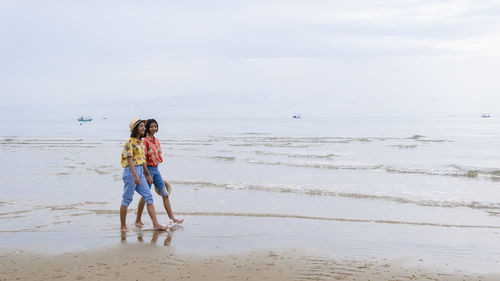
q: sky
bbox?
[1,0,500,119]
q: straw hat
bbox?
[129,117,143,132]
[154,180,172,196]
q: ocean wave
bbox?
[241,132,270,135]
[171,180,500,214]
[205,156,236,161]
[219,137,361,145]
[1,138,84,142]
[223,136,381,143]
[23,206,497,230]
[173,211,500,229]
[390,145,418,149]
[229,143,255,147]
[0,138,101,149]
[415,139,449,143]
[409,135,425,139]
[0,145,97,148]
[0,208,45,218]
[0,139,97,144]
[263,143,310,148]
[0,225,52,233]
[247,157,500,182]
[451,165,500,180]
[11,208,493,230]
[0,203,106,220]
[171,180,230,189]
[246,159,382,170]
[0,142,98,145]
[85,166,114,175]
[168,147,198,151]
[209,135,451,145]
[229,143,310,148]
[385,165,500,180]
[164,142,212,146]
[254,150,337,159]
[385,167,460,177]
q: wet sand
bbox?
[1,212,500,280]
[1,243,498,281]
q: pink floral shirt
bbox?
[143,136,163,167]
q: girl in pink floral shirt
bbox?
[135,119,184,226]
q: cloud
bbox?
[1,0,500,117]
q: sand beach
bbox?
[2,242,499,281]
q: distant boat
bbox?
[293,115,301,119]
[78,116,93,122]
[481,113,491,118]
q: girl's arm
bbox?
[157,139,164,163]
[144,138,152,163]
[127,157,141,185]
[143,163,153,185]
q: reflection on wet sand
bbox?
[121,225,183,246]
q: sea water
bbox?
[1,116,499,272]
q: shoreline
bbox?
[1,213,499,276]
[1,244,498,281]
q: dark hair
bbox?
[130,121,145,138]
[145,119,159,135]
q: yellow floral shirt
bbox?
[121,137,146,168]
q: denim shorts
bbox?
[147,165,169,197]
[121,165,154,207]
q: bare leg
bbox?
[146,203,168,231]
[163,196,184,224]
[151,230,160,244]
[120,205,130,232]
[135,197,146,227]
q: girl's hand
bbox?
[134,176,141,186]
[146,175,153,185]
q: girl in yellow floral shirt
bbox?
[119,118,167,232]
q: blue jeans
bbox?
[121,165,154,207]
[147,165,169,197]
